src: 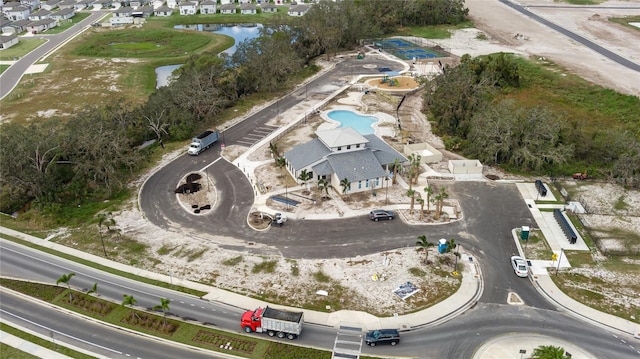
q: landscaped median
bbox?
[0,278,380,359]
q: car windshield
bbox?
[518,264,526,270]
[372,330,381,339]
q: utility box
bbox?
[521,226,530,240]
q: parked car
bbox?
[365,329,400,346]
[511,255,529,277]
[369,210,394,221]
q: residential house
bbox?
[239,2,254,14]
[6,18,31,33]
[219,3,234,14]
[20,0,41,10]
[153,4,172,16]
[5,5,30,20]
[219,0,232,4]
[49,7,74,21]
[129,0,149,7]
[0,33,19,49]
[237,0,249,4]
[150,0,162,9]
[25,17,56,32]
[260,3,276,13]
[132,4,152,16]
[29,9,51,20]
[93,0,112,9]
[57,0,76,9]
[198,0,215,15]
[41,0,61,10]
[110,5,133,25]
[0,17,14,33]
[287,4,309,16]
[283,127,407,195]
[1,1,23,11]
[178,1,196,15]
[165,0,176,8]
[74,0,96,11]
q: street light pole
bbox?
[385,177,389,204]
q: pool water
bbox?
[327,110,378,135]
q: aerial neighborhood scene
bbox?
[1,0,640,358]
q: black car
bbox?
[365,329,400,346]
[369,210,394,221]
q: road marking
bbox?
[1,309,122,354]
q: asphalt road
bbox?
[0,11,107,100]
[3,238,639,358]
[499,0,640,73]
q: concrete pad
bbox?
[24,63,49,74]
[539,211,589,251]
[516,182,557,202]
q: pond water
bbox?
[156,24,263,88]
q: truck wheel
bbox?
[286,334,296,340]
[267,331,275,337]
[243,326,252,333]
[277,332,285,338]
[391,341,397,346]
[369,342,376,347]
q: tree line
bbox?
[0,0,469,214]
[423,53,640,187]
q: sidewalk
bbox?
[514,183,640,339]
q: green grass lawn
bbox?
[73,28,214,58]
[44,12,91,34]
[0,38,47,61]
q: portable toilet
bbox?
[521,226,530,240]
[438,238,448,254]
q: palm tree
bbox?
[87,283,98,297]
[298,169,312,194]
[56,272,75,302]
[275,156,286,172]
[391,158,400,184]
[407,188,416,214]
[415,235,435,264]
[446,238,461,271]
[406,166,416,191]
[340,178,350,196]
[437,187,449,219]
[408,153,421,185]
[269,142,279,162]
[153,297,171,326]
[532,345,569,359]
[122,294,139,320]
[317,178,328,197]
[96,213,109,257]
[423,185,434,213]
[416,197,425,220]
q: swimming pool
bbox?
[327,110,378,135]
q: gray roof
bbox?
[311,160,333,176]
[29,18,56,26]
[240,3,255,9]
[31,9,52,16]
[200,0,216,5]
[114,6,133,13]
[155,5,172,11]
[284,138,331,169]
[11,19,33,26]
[326,150,387,182]
[1,34,18,43]
[52,8,74,15]
[363,134,407,165]
[220,3,236,10]
[317,127,368,148]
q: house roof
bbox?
[52,8,74,15]
[115,6,133,13]
[288,4,310,12]
[363,134,407,165]
[31,9,52,15]
[317,127,368,148]
[220,3,236,10]
[200,0,216,5]
[155,5,173,11]
[284,138,331,169]
[326,150,387,182]
[1,34,18,43]
[7,5,29,12]
[11,19,33,26]
[179,1,196,6]
[240,3,255,9]
[311,160,333,176]
[29,18,55,26]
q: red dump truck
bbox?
[240,306,304,340]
